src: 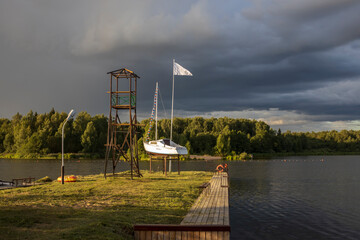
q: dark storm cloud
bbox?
[1,0,360,130]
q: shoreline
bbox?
[2,152,360,161]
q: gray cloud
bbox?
[1,0,360,131]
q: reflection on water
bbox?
[1,156,359,239]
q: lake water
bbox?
[1,156,359,239]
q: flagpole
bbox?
[155,82,158,140]
[170,59,175,141]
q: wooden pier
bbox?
[134,172,230,239]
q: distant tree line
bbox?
[143,117,360,157]
[1,109,360,158]
[0,109,107,158]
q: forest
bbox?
[0,109,360,159]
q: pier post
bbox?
[178,155,180,175]
[149,155,152,173]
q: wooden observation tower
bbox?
[104,68,142,179]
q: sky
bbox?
[1,0,360,132]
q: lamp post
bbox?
[61,109,76,184]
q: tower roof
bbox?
[107,68,140,78]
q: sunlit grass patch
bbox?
[0,171,212,240]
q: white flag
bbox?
[173,62,193,76]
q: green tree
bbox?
[81,121,97,153]
[230,130,250,153]
[215,133,230,157]
[215,126,231,157]
[3,133,14,153]
[73,111,91,152]
[91,114,108,153]
[192,133,216,155]
[22,132,42,154]
[0,119,11,152]
[185,141,191,156]
[137,137,146,158]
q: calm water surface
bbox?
[228,156,360,240]
[1,156,359,239]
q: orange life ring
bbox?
[216,164,224,172]
[57,175,77,182]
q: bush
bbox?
[225,152,252,160]
[239,152,250,160]
[36,176,52,183]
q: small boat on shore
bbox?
[0,180,14,186]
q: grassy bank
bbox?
[0,153,187,161]
[0,153,191,161]
[252,151,360,159]
[0,152,104,160]
[0,171,212,240]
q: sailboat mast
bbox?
[155,82,158,140]
[170,59,175,141]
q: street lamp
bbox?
[61,109,76,184]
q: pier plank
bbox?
[217,231,224,240]
[175,231,181,240]
[181,231,188,240]
[169,231,176,240]
[188,231,194,240]
[152,231,158,240]
[139,231,146,240]
[193,231,200,240]
[146,231,152,240]
[212,231,218,240]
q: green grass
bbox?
[0,171,212,240]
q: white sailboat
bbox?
[144,138,188,155]
[144,60,192,156]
